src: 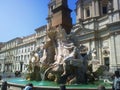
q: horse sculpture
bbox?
[28,26,95,84]
[38,27,94,84]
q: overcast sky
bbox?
[0,0,76,42]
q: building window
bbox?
[28,48,30,52]
[31,47,33,51]
[102,6,107,14]
[86,7,90,17]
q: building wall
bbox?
[76,0,120,72]
[0,25,46,72]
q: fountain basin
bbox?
[5,78,112,90]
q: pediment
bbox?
[71,24,94,36]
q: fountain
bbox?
[5,27,113,90]
[26,27,94,84]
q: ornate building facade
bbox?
[75,0,120,72]
[0,25,47,72]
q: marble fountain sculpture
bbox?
[27,27,97,85]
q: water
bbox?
[7,78,58,86]
[6,78,112,89]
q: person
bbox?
[24,83,33,90]
[97,85,106,90]
[113,71,120,90]
[1,81,7,90]
[62,46,77,76]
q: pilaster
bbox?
[109,33,117,71]
[95,0,100,17]
[92,0,95,17]
[84,7,86,19]
[113,0,119,11]
[76,2,84,23]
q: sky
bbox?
[0,0,77,42]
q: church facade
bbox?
[75,0,120,72]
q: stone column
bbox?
[114,33,120,68]
[98,38,102,64]
[95,0,100,16]
[76,5,81,23]
[76,2,84,23]
[79,6,83,18]
[92,0,95,17]
[94,34,100,62]
[89,4,92,17]
[84,8,86,19]
[109,33,117,71]
[113,0,119,11]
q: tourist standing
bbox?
[1,81,7,90]
[113,71,120,90]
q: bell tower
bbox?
[47,0,72,34]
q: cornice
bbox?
[107,21,120,27]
